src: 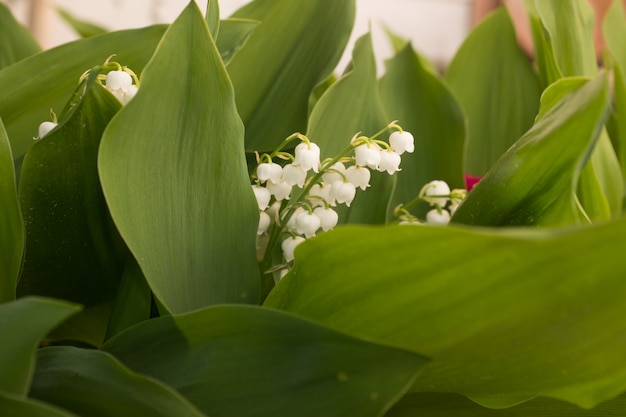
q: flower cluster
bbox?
[395,180,467,226]
[35,59,139,140]
[252,123,414,278]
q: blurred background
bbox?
[0,0,474,72]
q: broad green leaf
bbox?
[17,71,125,321]
[523,0,562,87]
[264,218,626,409]
[444,7,541,177]
[30,347,207,417]
[58,8,108,38]
[534,0,597,77]
[0,3,41,69]
[386,392,626,416]
[0,118,22,302]
[98,2,260,314]
[205,0,220,39]
[0,297,79,396]
[104,259,152,341]
[215,18,259,66]
[0,391,77,417]
[102,304,427,417]
[604,0,626,204]
[306,33,391,225]
[379,42,465,218]
[227,0,355,152]
[0,24,167,159]
[451,73,609,226]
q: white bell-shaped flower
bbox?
[354,143,381,169]
[257,211,271,235]
[295,211,321,238]
[106,70,133,93]
[123,84,138,104]
[345,165,370,190]
[252,185,271,210]
[37,121,57,139]
[377,150,401,175]
[282,164,307,187]
[426,208,450,225]
[257,162,283,184]
[423,180,451,207]
[389,131,415,155]
[330,180,356,207]
[281,236,306,262]
[308,183,334,207]
[322,162,346,184]
[266,180,292,201]
[286,207,305,231]
[313,207,339,231]
[294,142,321,172]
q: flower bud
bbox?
[37,121,57,139]
[281,236,306,262]
[257,211,271,235]
[330,180,356,207]
[377,150,401,175]
[314,207,339,231]
[294,142,321,172]
[423,180,450,207]
[389,131,415,155]
[257,162,283,184]
[106,70,133,93]
[345,165,370,190]
[295,211,321,238]
[252,185,271,210]
[426,208,450,225]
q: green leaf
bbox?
[17,71,125,321]
[30,347,207,417]
[102,304,427,417]
[215,18,259,66]
[306,33,391,225]
[444,7,541,177]
[0,3,41,70]
[534,0,597,77]
[0,391,77,417]
[58,8,108,38]
[451,73,609,226]
[379,42,465,218]
[227,0,355,152]
[0,297,79,396]
[0,24,167,159]
[98,2,260,314]
[386,392,626,416]
[264,218,626,409]
[603,0,626,204]
[523,0,562,87]
[205,0,220,39]
[104,259,152,341]
[0,118,23,302]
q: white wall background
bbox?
[2,0,472,72]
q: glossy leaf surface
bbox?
[379,42,465,217]
[98,2,260,313]
[0,297,79,396]
[265,218,626,409]
[0,3,41,70]
[18,72,124,315]
[452,73,609,226]
[103,304,426,417]
[228,0,355,152]
[0,24,167,159]
[444,7,541,177]
[30,347,207,417]
[306,33,391,225]
[0,118,22,302]
[386,392,626,416]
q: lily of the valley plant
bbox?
[1,0,626,416]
